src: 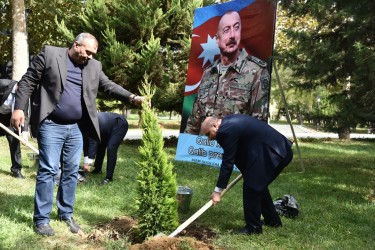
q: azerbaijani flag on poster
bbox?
[180,0,276,130]
[176,0,276,168]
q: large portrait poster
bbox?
[175,0,276,168]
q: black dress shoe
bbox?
[35,223,55,236]
[99,178,112,185]
[234,226,262,235]
[58,217,81,233]
[12,170,25,179]
[91,168,102,174]
[78,169,88,183]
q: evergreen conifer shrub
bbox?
[135,79,179,240]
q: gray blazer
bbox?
[14,45,132,140]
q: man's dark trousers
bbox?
[91,113,128,180]
[243,149,293,233]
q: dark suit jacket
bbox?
[14,45,132,140]
[216,114,293,191]
[85,112,128,155]
[0,79,29,132]
[97,112,127,139]
[0,79,18,106]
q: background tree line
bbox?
[1,0,374,139]
[275,0,375,139]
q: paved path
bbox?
[125,129,180,140]
[268,124,375,139]
[125,124,375,140]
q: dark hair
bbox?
[217,10,241,34]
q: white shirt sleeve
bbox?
[214,186,224,193]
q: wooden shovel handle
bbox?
[168,174,243,237]
[0,122,39,154]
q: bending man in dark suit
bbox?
[0,79,29,179]
[202,114,293,235]
[11,33,145,236]
[83,112,128,185]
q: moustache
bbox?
[226,40,237,46]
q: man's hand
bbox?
[129,94,151,108]
[11,110,25,130]
[134,96,148,107]
[210,191,221,206]
[83,164,92,172]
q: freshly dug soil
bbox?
[84,216,220,249]
[130,236,218,250]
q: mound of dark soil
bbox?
[84,216,220,249]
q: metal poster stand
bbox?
[273,62,305,172]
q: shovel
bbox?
[0,122,39,154]
[165,173,243,238]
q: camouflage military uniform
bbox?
[184,49,270,135]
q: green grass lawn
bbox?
[0,136,374,249]
[127,113,181,130]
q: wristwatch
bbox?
[132,95,136,104]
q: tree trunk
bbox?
[296,104,303,125]
[338,127,350,140]
[137,110,142,128]
[276,109,281,121]
[11,0,29,81]
[122,106,131,119]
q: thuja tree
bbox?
[135,79,179,240]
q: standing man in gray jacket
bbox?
[11,33,145,236]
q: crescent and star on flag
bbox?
[185,34,221,93]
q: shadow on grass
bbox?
[0,191,35,228]
[0,169,15,177]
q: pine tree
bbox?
[135,76,179,240]
[278,0,375,139]
[53,0,209,114]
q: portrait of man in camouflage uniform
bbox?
[184,10,270,135]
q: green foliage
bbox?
[0,0,82,65]
[135,77,179,240]
[351,42,375,126]
[278,0,375,138]
[54,17,75,43]
[271,66,316,123]
[0,1,12,66]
